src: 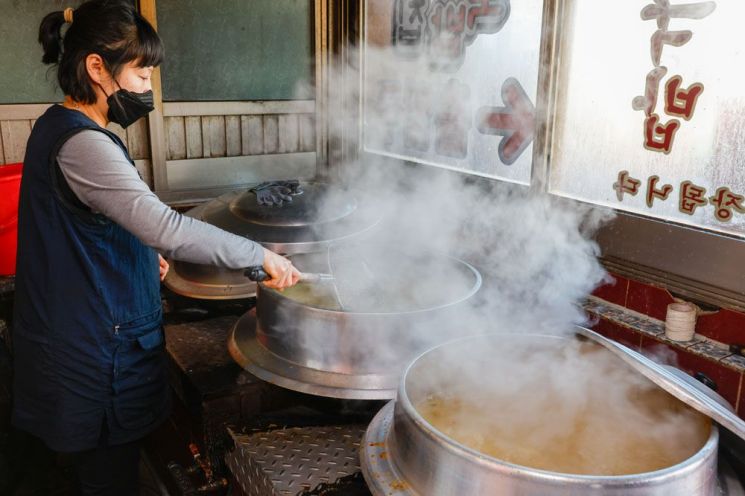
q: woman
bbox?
[12,1,300,494]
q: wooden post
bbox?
[530,0,562,194]
[314,0,361,181]
[139,0,169,193]
[314,0,330,179]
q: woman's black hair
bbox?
[38,0,164,104]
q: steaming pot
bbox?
[362,332,745,495]
[227,249,482,400]
[164,181,380,299]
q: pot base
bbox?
[228,310,397,400]
[164,263,257,300]
[361,401,413,495]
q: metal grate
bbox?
[226,425,366,496]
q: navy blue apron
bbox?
[12,105,170,452]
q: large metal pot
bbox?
[164,181,380,299]
[362,333,723,495]
[228,250,482,400]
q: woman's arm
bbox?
[57,130,264,269]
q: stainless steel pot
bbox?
[227,251,482,400]
[361,333,724,496]
[164,181,380,299]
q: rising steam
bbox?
[261,5,712,474]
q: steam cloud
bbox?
[257,9,712,475]
[410,336,710,475]
[270,41,615,379]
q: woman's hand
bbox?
[158,254,169,281]
[261,248,301,290]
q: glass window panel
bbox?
[549,0,745,237]
[157,0,313,102]
[363,0,545,184]
[0,0,115,104]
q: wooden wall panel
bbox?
[185,116,203,159]
[165,116,186,160]
[0,105,48,165]
[298,114,315,152]
[0,114,315,164]
[0,110,318,165]
[241,115,264,155]
[0,100,317,199]
[225,116,241,157]
[202,116,226,158]
[127,118,150,160]
[263,115,279,154]
[166,152,316,190]
[0,120,32,164]
[278,114,299,154]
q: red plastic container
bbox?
[0,163,23,275]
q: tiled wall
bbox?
[588,273,745,420]
[593,274,745,344]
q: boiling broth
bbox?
[414,343,711,476]
[277,249,479,313]
[280,281,342,310]
[277,271,474,313]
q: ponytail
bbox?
[38,11,67,65]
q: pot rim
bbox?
[260,254,482,316]
[394,332,720,484]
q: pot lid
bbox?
[195,181,379,251]
[577,326,745,443]
[224,182,357,227]
[163,181,381,300]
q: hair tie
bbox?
[63,7,74,24]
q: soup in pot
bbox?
[414,341,711,476]
[277,250,478,313]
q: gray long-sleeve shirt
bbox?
[57,129,264,269]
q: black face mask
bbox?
[107,89,154,128]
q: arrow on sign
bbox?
[476,78,536,165]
